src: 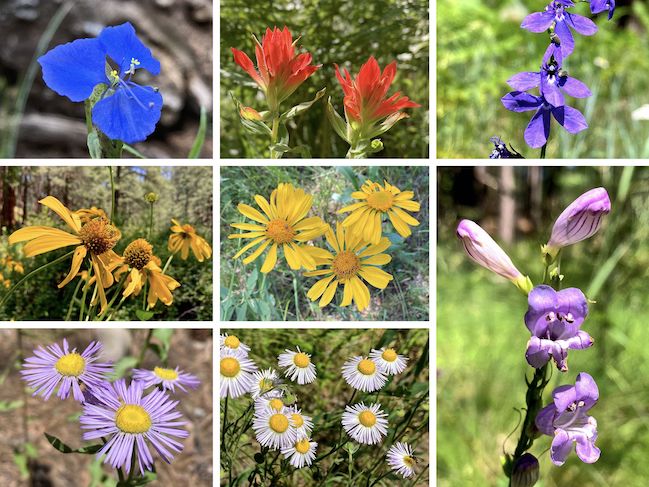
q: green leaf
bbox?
[0,399,23,412]
[87,131,102,159]
[13,451,29,480]
[122,144,147,159]
[280,87,326,121]
[44,433,103,454]
[135,309,155,321]
[188,106,207,158]
[108,356,138,380]
[366,111,408,139]
[326,96,349,143]
[153,328,174,346]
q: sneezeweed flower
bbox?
[369,348,408,375]
[535,372,600,466]
[524,285,593,372]
[277,346,317,385]
[545,187,611,258]
[132,365,200,394]
[219,333,250,357]
[229,183,327,273]
[342,356,388,393]
[8,197,121,312]
[39,22,163,144]
[168,219,212,262]
[386,442,417,479]
[252,406,298,450]
[231,26,320,112]
[342,402,388,445]
[21,339,112,402]
[456,219,533,294]
[511,453,540,487]
[338,179,420,244]
[590,0,615,20]
[80,379,188,474]
[304,224,394,311]
[288,406,314,438]
[282,437,317,468]
[250,368,283,399]
[220,348,258,398]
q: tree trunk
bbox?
[22,167,29,225]
[499,166,515,244]
[1,167,17,232]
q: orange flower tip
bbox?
[240,106,263,121]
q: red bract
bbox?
[334,56,420,126]
[231,26,320,111]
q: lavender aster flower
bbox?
[524,285,593,371]
[590,0,615,20]
[80,379,188,474]
[546,187,611,256]
[535,372,600,466]
[522,1,598,58]
[21,339,112,402]
[501,91,587,148]
[132,366,200,394]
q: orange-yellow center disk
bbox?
[404,456,415,468]
[382,348,398,362]
[78,218,120,254]
[224,335,240,349]
[115,404,152,434]
[295,438,311,454]
[357,359,376,375]
[123,238,153,270]
[366,190,394,212]
[154,366,178,381]
[55,353,85,377]
[221,357,240,378]
[293,352,310,368]
[291,413,304,428]
[269,398,284,411]
[266,219,296,244]
[359,410,377,427]
[332,251,361,280]
[269,413,289,433]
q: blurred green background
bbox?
[220,328,429,486]
[0,166,213,321]
[438,0,649,158]
[221,166,429,321]
[220,0,429,158]
[437,166,649,485]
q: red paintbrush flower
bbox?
[231,26,321,111]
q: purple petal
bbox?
[553,287,588,337]
[575,434,601,463]
[521,11,555,33]
[535,403,557,436]
[524,107,551,148]
[555,20,575,58]
[542,75,565,107]
[508,72,540,91]
[575,372,599,409]
[525,337,554,368]
[559,76,592,98]
[547,188,610,249]
[550,429,573,466]
[553,384,577,413]
[552,105,588,134]
[543,42,563,66]
[567,12,598,36]
[564,330,594,351]
[525,285,558,336]
[501,91,542,112]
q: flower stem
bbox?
[162,254,174,274]
[147,202,154,240]
[96,272,128,320]
[540,143,547,159]
[65,277,84,321]
[270,116,280,158]
[136,329,153,368]
[108,166,116,224]
[221,395,229,448]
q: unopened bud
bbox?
[240,106,263,121]
[144,192,158,203]
[511,453,539,487]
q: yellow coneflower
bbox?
[338,179,420,244]
[8,196,121,311]
[168,219,212,262]
[229,183,327,273]
[304,224,393,312]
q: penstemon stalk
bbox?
[457,186,611,486]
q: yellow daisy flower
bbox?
[229,182,328,273]
[338,179,420,244]
[168,219,212,262]
[8,196,121,312]
[304,224,394,312]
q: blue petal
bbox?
[38,38,106,102]
[92,84,163,143]
[98,22,160,76]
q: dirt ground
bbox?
[0,328,213,486]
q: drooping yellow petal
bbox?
[319,280,338,307]
[361,253,392,266]
[233,237,267,259]
[237,203,269,224]
[388,209,412,238]
[8,226,77,244]
[261,243,278,273]
[359,266,393,289]
[283,243,300,270]
[391,207,420,226]
[39,196,82,233]
[91,254,109,313]
[358,237,391,258]
[290,243,316,270]
[341,207,370,229]
[58,246,87,288]
[123,268,143,298]
[350,276,371,311]
[341,280,353,307]
[242,239,271,264]
[22,234,83,257]
[307,274,335,301]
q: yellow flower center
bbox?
[54,353,85,377]
[291,413,304,428]
[78,218,120,254]
[221,357,240,378]
[295,438,311,454]
[359,410,377,427]
[266,219,296,244]
[293,352,310,368]
[366,190,394,212]
[123,238,153,270]
[403,456,415,468]
[115,404,152,434]
[269,413,289,433]
[269,398,284,411]
[224,335,240,348]
[259,378,273,392]
[357,359,376,375]
[332,251,361,280]
[153,366,178,381]
[382,349,398,362]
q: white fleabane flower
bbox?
[220,348,257,398]
[282,437,317,468]
[386,442,416,478]
[278,346,317,384]
[341,356,387,392]
[288,406,313,438]
[252,406,297,450]
[250,368,283,399]
[342,402,388,445]
[219,333,250,356]
[254,395,287,415]
[369,348,408,375]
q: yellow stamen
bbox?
[266,219,296,244]
[357,359,376,375]
[269,398,284,411]
[295,438,310,454]
[359,410,377,427]
[224,335,240,349]
[269,413,289,433]
[115,404,152,434]
[332,251,361,280]
[382,349,398,362]
[153,366,178,381]
[221,357,240,378]
[293,352,310,368]
[55,353,85,377]
[366,190,395,212]
[404,456,415,468]
[291,413,304,428]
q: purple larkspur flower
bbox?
[132,366,200,394]
[547,187,611,253]
[501,91,587,148]
[489,136,524,159]
[590,0,615,20]
[20,339,112,403]
[536,372,600,466]
[524,285,593,371]
[80,379,188,475]
[522,1,598,58]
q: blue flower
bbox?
[38,22,162,144]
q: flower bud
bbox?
[511,453,539,487]
[240,106,263,121]
[546,187,610,256]
[144,192,158,203]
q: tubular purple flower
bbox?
[546,187,611,256]
[457,219,532,293]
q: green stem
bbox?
[369,469,392,487]
[65,277,84,321]
[108,166,116,224]
[270,116,280,158]
[147,203,154,240]
[540,143,547,159]
[162,254,174,274]
[222,395,229,448]
[103,296,126,321]
[135,329,153,368]
[96,272,128,320]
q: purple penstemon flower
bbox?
[524,285,593,371]
[522,1,598,58]
[590,0,615,20]
[535,372,600,466]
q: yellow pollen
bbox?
[123,238,153,270]
[110,69,119,82]
[291,413,304,428]
[357,359,376,375]
[359,410,377,427]
[153,366,178,381]
[366,190,394,212]
[266,219,296,244]
[269,413,289,433]
[293,352,310,368]
[115,404,152,434]
[269,398,284,411]
[382,349,398,362]
[259,378,273,392]
[224,335,240,349]
[332,251,361,280]
[295,438,311,454]
[220,357,240,378]
[78,218,120,254]
[54,353,85,377]
[403,456,415,468]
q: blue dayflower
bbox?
[38,22,163,144]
